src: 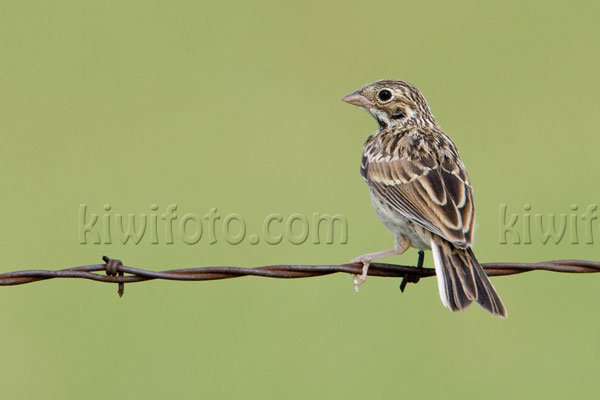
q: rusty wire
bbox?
[0,256,599,297]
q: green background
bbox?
[2,1,600,398]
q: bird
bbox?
[342,80,506,317]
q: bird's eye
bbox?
[377,89,393,102]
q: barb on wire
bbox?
[0,256,599,297]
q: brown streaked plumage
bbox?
[343,79,506,317]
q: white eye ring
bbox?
[377,89,393,103]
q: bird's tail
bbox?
[430,237,506,318]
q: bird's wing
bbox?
[366,153,475,248]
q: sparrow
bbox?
[342,80,506,317]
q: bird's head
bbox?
[342,80,435,129]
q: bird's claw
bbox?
[351,257,371,292]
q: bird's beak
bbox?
[341,91,372,108]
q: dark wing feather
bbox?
[366,152,475,248]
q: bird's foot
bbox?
[351,256,372,292]
[350,248,396,292]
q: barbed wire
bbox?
[0,255,598,297]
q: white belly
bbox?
[369,189,431,250]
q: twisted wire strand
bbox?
[0,256,598,297]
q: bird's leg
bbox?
[351,248,396,292]
[351,235,410,292]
